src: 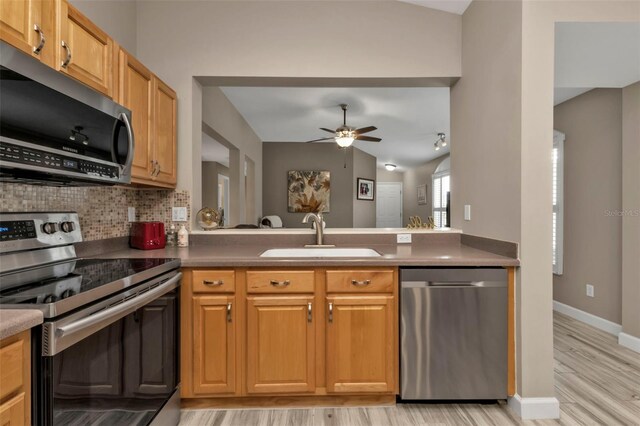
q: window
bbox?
[553,130,565,275]
[432,171,450,228]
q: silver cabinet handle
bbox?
[33,24,45,54]
[351,279,371,286]
[227,303,232,322]
[204,280,224,286]
[307,302,312,323]
[61,41,71,68]
[328,302,333,323]
[270,279,290,287]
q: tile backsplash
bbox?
[0,183,190,241]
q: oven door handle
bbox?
[57,272,181,339]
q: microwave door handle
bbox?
[118,112,135,173]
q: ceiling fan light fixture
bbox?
[335,129,355,148]
[385,163,397,171]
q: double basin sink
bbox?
[260,247,381,258]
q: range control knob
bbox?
[42,222,58,234]
[60,221,75,233]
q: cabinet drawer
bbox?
[0,338,24,402]
[247,271,314,293]
[326,270,394,293]
[0,392,25,426]
[192,270,235,293]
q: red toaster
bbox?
[130,222,166,250]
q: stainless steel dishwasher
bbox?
[400,268,508,400]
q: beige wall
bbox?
[133,1,462,229]
[202,161,229,213]
[553,89,623,324]
[403,155,448,227]
[201,87,263,226]
[353,149,377,228]
[71,0,137,54]
[622,82,640,339]
[376,167,404,183]
[262,143,356,228]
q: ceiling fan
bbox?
[305,104,381,147]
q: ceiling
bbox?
[554,23,640,105]
[202,133,230,167]
[398,0,472,15]
[220,87,450,170]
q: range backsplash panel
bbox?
[0,183,190,241]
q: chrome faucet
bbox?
[302,212,334,247]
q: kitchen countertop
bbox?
[95,243,520,267]
[0,309,43,340]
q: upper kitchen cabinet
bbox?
[0,0,55,67]
[118,49,177,188]
[119,49,154,181]
[152,78,177,186]
[56,0,113,97]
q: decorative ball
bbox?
[197,207,220,230]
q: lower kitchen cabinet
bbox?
[246,296,316,394]
[326,295,396,393]
[0,330,31,426]
[192,296,236,395]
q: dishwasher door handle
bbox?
[401,280,507,288]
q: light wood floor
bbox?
[180,312,640,425]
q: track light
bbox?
[434,132,446,151]
[385,163,396,171]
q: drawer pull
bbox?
[270,279,290,287]
[203,279,224,286]
[351,279,371,286]
[226,303,232,322]
[307,302,312,323]
[328,302,333,323]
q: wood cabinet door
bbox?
[0,393,25,426]
[152,77,177,186]
[246,296,315,394]
[192,296,236,395]
[326,295,395,393]
[57,0,113,97]
[119,49,154,181]
[123,295,177,396]
[0,0,36,57]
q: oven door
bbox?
[35,271,181,426]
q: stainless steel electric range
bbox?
[0,212,181,426]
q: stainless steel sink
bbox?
[260,248,382,258]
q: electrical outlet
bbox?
[127,207,136,222]
[397,234,412,244]
[586,284,595,298]
[464,205,471,221]
[172,207,187,222]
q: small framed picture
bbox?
[417,184,427,205]
[357,178,375,201]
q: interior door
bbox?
[376,182,403,228]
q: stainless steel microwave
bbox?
[0,41,134,186]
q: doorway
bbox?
[376,182,403,228]
[218,174,230,227]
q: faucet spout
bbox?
[302,212,332,247]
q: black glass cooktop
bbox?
[0,257,180,317]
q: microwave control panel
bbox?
[0,142,120,180]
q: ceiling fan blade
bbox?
[355,126,377,135]
[356,136,382,142]
[305,137,334,143]
[320,127,336,134]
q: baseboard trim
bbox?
[618,332,640,353]
[553,301,622,336]
[508,394,560,420]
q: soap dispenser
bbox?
[177,225,189,247]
